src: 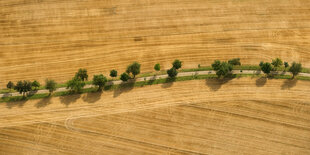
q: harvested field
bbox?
[0,78,310,154]
[1,0,310,87]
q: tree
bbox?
[93,74,107,91]
[228,58,241,66]
[110,69,118,78]
[7,81,14,90]
[67,77,85,93]
[14,80,32,97]
[45,79,57,95]
[212,60,221,71]
[289,62,302,78]
[75,68,88,81]
[259,61,264,68]
[215,62,233,78]
[172,59,182,69]
[154,63,160,71]
[261,62,272,76]
[271,58,283,70]
[120,72,130,82]
[32,80,40,90]
[284,62,289,69]
[167,67,178,78]
[126,62,141,78]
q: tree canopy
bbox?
[126,62,141,78]
[167,67,178,78]
[45,79,57,94]
[67,77,85,93]
[289,62,302,78]
[120,72,130,82]
[172,59,182,69]
[75,68,88,81]
[154,63,161,71]
[93,74,107,91]
[110,69,118,78]
[260,62,272,75]
[228,58,241,66]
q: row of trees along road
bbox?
[5,58,303,96]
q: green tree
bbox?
[93,74,107,91]
[215,62,233,78]
[167,67,178,78]
[32,80,40,90]
[154,63,161,71]
[67,77,85,93]
[7,81,14,90]
[289,62,302,78]
[110,69,118,78]
[45,79,57,95]
[75,68,88,81]
[120,72,130,82]
[14,80,32,97]
[228,58,241,66]
[259,61,264,67]
[212,60,221,71]
[261,62,272,76]
[172,59,182,69]
[271,58,283,70]
[284,62,289,69]
[126,62,141,78]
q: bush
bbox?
[46,79,57,94]
[172,59,182,69]
[32,80,40,90]
[271,58,283,69]
[93,74,107,91]
[120,72,130,82]
[110,69,118,78]
[284,62,289,68]
[126,62,141,78]
[228,58,241,66]
[167,67,178,78]
[154,63,160,71]
[7,81,14,89]
[75,68,88,81]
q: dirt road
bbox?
[0,78,309,154]
[1,0,310,88]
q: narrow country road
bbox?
[1,70,309,98]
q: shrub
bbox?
[271,58,283,69]
[228,58,241,66]
[260,62,272,75]
[120,72,130,82]
[284,62,289,68]
[110,70,118,78]
[172,59,182,69]
[154,63,161,71]
[7,81,14,90]
[32,80,40,90]
[167,67,178,78]
[75,68,88,81]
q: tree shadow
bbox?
[82,91,102,103]
[205,77,233,91]
[59,93,81,107]
[35,97,52,108]
[113,79,136,98]
[281,79,298,90]
[161,78,175,88]
[6,99,27,109]
[256,77,267,87]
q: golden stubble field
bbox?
[0,78,310,154]
[1,0,310,87]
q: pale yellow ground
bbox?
[1,0,310,88]
[0,78,309,154]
